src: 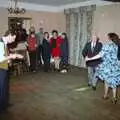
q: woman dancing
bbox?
[85,33,120,104]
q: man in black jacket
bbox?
[82,35,102,90]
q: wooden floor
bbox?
[0,68,120,120]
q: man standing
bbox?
[82,34,102,90]
[36,28,44,67]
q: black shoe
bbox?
[88,84,92,87]
[92,86,96,91]
[112,98,117,104]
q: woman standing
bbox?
[27,31,37,72]
[85,33,120,104]
[50,30,62,71]
[0,30,23,112]
[42,32,51,72]
[60,33,69,73]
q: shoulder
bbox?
[97,42,103,47]
[102,42,112,51]
[85,42,91,46]
[57,36,62,40]
[50,37,53,41]
[98,41,102,45]
[36,32,40,35]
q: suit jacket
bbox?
[82,40,102,67]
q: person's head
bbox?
[107,33,119,40]
[39,28,43,33]
[61,32,68,40]
[30,32,35,38]
[29,26,35,34]
[44,32,49,40]
[107,33,120,45]
[3,30,16,44]
[52,30,58,39]
[22,28,27,34]
[91,32,99,42]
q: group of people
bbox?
[27,27,69,73]
[82,32,120,104]
[1,27,120,115]
[0,27,69,113]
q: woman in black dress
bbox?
[60,33,69,73]
[42,32,51,72]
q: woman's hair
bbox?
[62,32,68,40]
[44,32,49,39]
[108,33,119,40]
[107,33,120,45]
[29,27,35,34]
[52,30,58,35]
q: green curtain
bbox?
[64,5,96,68]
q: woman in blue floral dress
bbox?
[86,33,120,104]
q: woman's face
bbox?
[44,33,49,40]
[31,34,35,38]
[61,34,65,39]
[53,32,58,39]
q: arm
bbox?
[0,42,13,63]
[0,42,23,63]
[85,54,101,61]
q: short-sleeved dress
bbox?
[96,41,120,88]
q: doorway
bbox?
[8,17,32,34]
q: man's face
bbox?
[92,35,97,43]
[39,28,43,33]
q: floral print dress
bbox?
[96,41,120,88]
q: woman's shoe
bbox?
[102,96,109,100]
[111,98,117,104]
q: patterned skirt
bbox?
[96,61,120,88]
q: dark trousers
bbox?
[29,51,37,71]
[61,56,68,69]
[43,58,50,72]
[38,45,43,65]
[0,69,9,112]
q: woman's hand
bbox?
[85,56,89,61]
[16,54,24,59]
[9,54,24,59]
[9,54,16,59]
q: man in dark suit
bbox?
[82,35,102,90]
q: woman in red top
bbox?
[27,30,37,72]
[50,30,62,71]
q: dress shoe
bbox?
[92,86,96,91]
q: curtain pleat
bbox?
[64,5,96,68]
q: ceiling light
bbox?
[8,0,26,14]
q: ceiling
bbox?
[23,0,89,6]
